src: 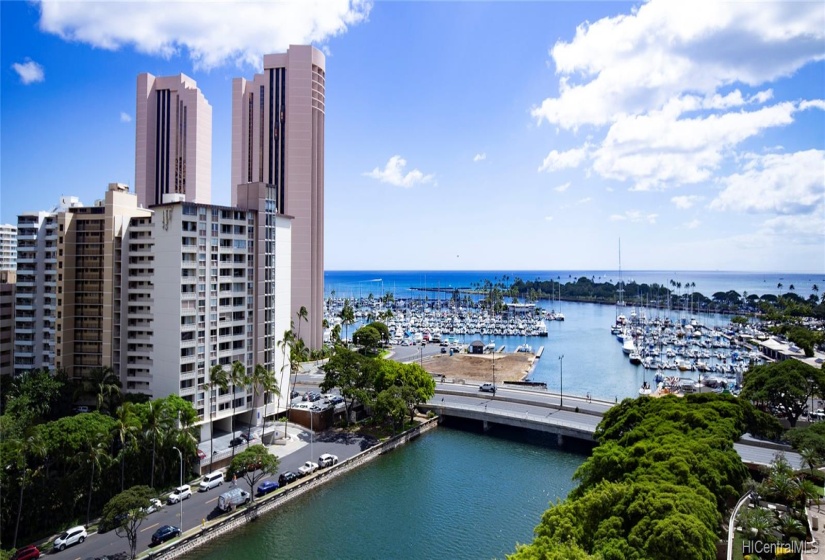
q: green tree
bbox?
[741,359,825,427]
[339,301,355,344]
[373,386,407,433]
[296,305,308,342]
[74,434,111,525]
[352,325,381,355]
[140,400,170,488]
[247,364,279,441]
[100,485,154,559]
[228,361,249,456]
[227,445,280,502]
[112,403,140,491]
[320,346,370,425]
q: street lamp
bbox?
[419,345,423,368]
[492,352,496,398]
[558,355,564,409]
[172,446,183,531]
[309,410,314,462]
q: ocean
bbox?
[325,270,824,300]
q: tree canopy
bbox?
[228,445,280,502]
[741,359,825,427]
[100,485,155,559]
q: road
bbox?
[54,425,378,560]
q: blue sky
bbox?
[2,0,823,272]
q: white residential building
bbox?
[0,224,17,271]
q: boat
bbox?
[639,381,652,395]
[629,350,642,365]
[516,343,533,353]
[622,334,636,355]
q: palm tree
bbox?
[278,328,296,439]
[799,447,820,476]
[741,506,779,544]
[12,430,47,548]
[248,364,279,441]
[75,434,110,525]
[777,282,783,295]
[339,301,355,345]
[143,400,168,488]
[229,360,249,456]
[83,366,122,414]
[112,403,140,491]
[296,305,309,342]
[208,364,230,464]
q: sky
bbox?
[1,0,823,273]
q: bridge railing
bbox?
[426,402,596,433]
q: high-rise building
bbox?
[232,45,325,349]
[0,224,17,270]
[135,73,212,208]
[0,270,16,375]
[14,196,83,375]
[55,184,152,381]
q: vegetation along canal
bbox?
[187,423,588,559]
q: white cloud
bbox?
[36,0,372,70]
[538,145,588,172]
[671,195,701,209]
[554,182,570,193]
[531,1,825,193]
[710,150,825,215]
[473,153,487,162]
[12,59,44,84]
[684,219,701,230]
[577,197,592,205]
[610,210,658,224]
[532,1,824,130]
[364,155,435,188]
[120,112,132,123]
[545,216,554,221]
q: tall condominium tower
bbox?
[232,45,325,349]
[0,271,15,376]
[14,196,83,375]
[0,224,17,271]
[135,73,212,208]
[55,184,152,381]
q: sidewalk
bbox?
[805,503,825,560]
[265,423,310,459]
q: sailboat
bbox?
[555,282,565,321]
[613,238,626,331]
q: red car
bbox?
[11,545,40,560]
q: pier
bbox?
[535,345,544,358]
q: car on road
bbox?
[479,383,496,393]
[54,526,87,551]
[256,479,279,496]
[318,453,339,468]
[10,544,40,560]
[278,471,299,486]
[298,461,319,476]
[167,484,191,504]
[150,525,180,546]
[143,498,163,514]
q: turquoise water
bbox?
[188,427,586,559]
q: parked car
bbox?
[479,383,496,393]
[199,471,224,491]
[54,526,87,551]
[318,454,339,468]
[10,544,40,560]
[150,525,180,546]
[290,390,301,400]
[278,471,299,486]
[297,461,319,476]
[229,436,245,447]
[329,395,344,405]
[256,480,279,496]
[167,484,191,504]
[217,488,250,512]
[72,406,90,414]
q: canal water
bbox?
[188,425,587,559]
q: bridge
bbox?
[423,383,804,470]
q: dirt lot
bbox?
[421,352,536,383]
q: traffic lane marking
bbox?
[141,522,159,533]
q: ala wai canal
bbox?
[187,423,589,559]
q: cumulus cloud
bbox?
[671,195,701,209]
[610,210,658,224]
[36,0,372,70]
[710,150,825,215]
[554,182,570,193]
[12,59,44,84]
[364,155,435,188]
[577,197,592,205]
[684,219,701,230]
[538,145,588,172]
[473,153,486,162]
[120,112,132,123]
[531,1,825,192]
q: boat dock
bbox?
[536,346,544,359]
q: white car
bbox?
[144,498,163,514]
[167,484,192,504]
[318,454,338,468]
[297,461,319,476]
[54,525,87,551]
